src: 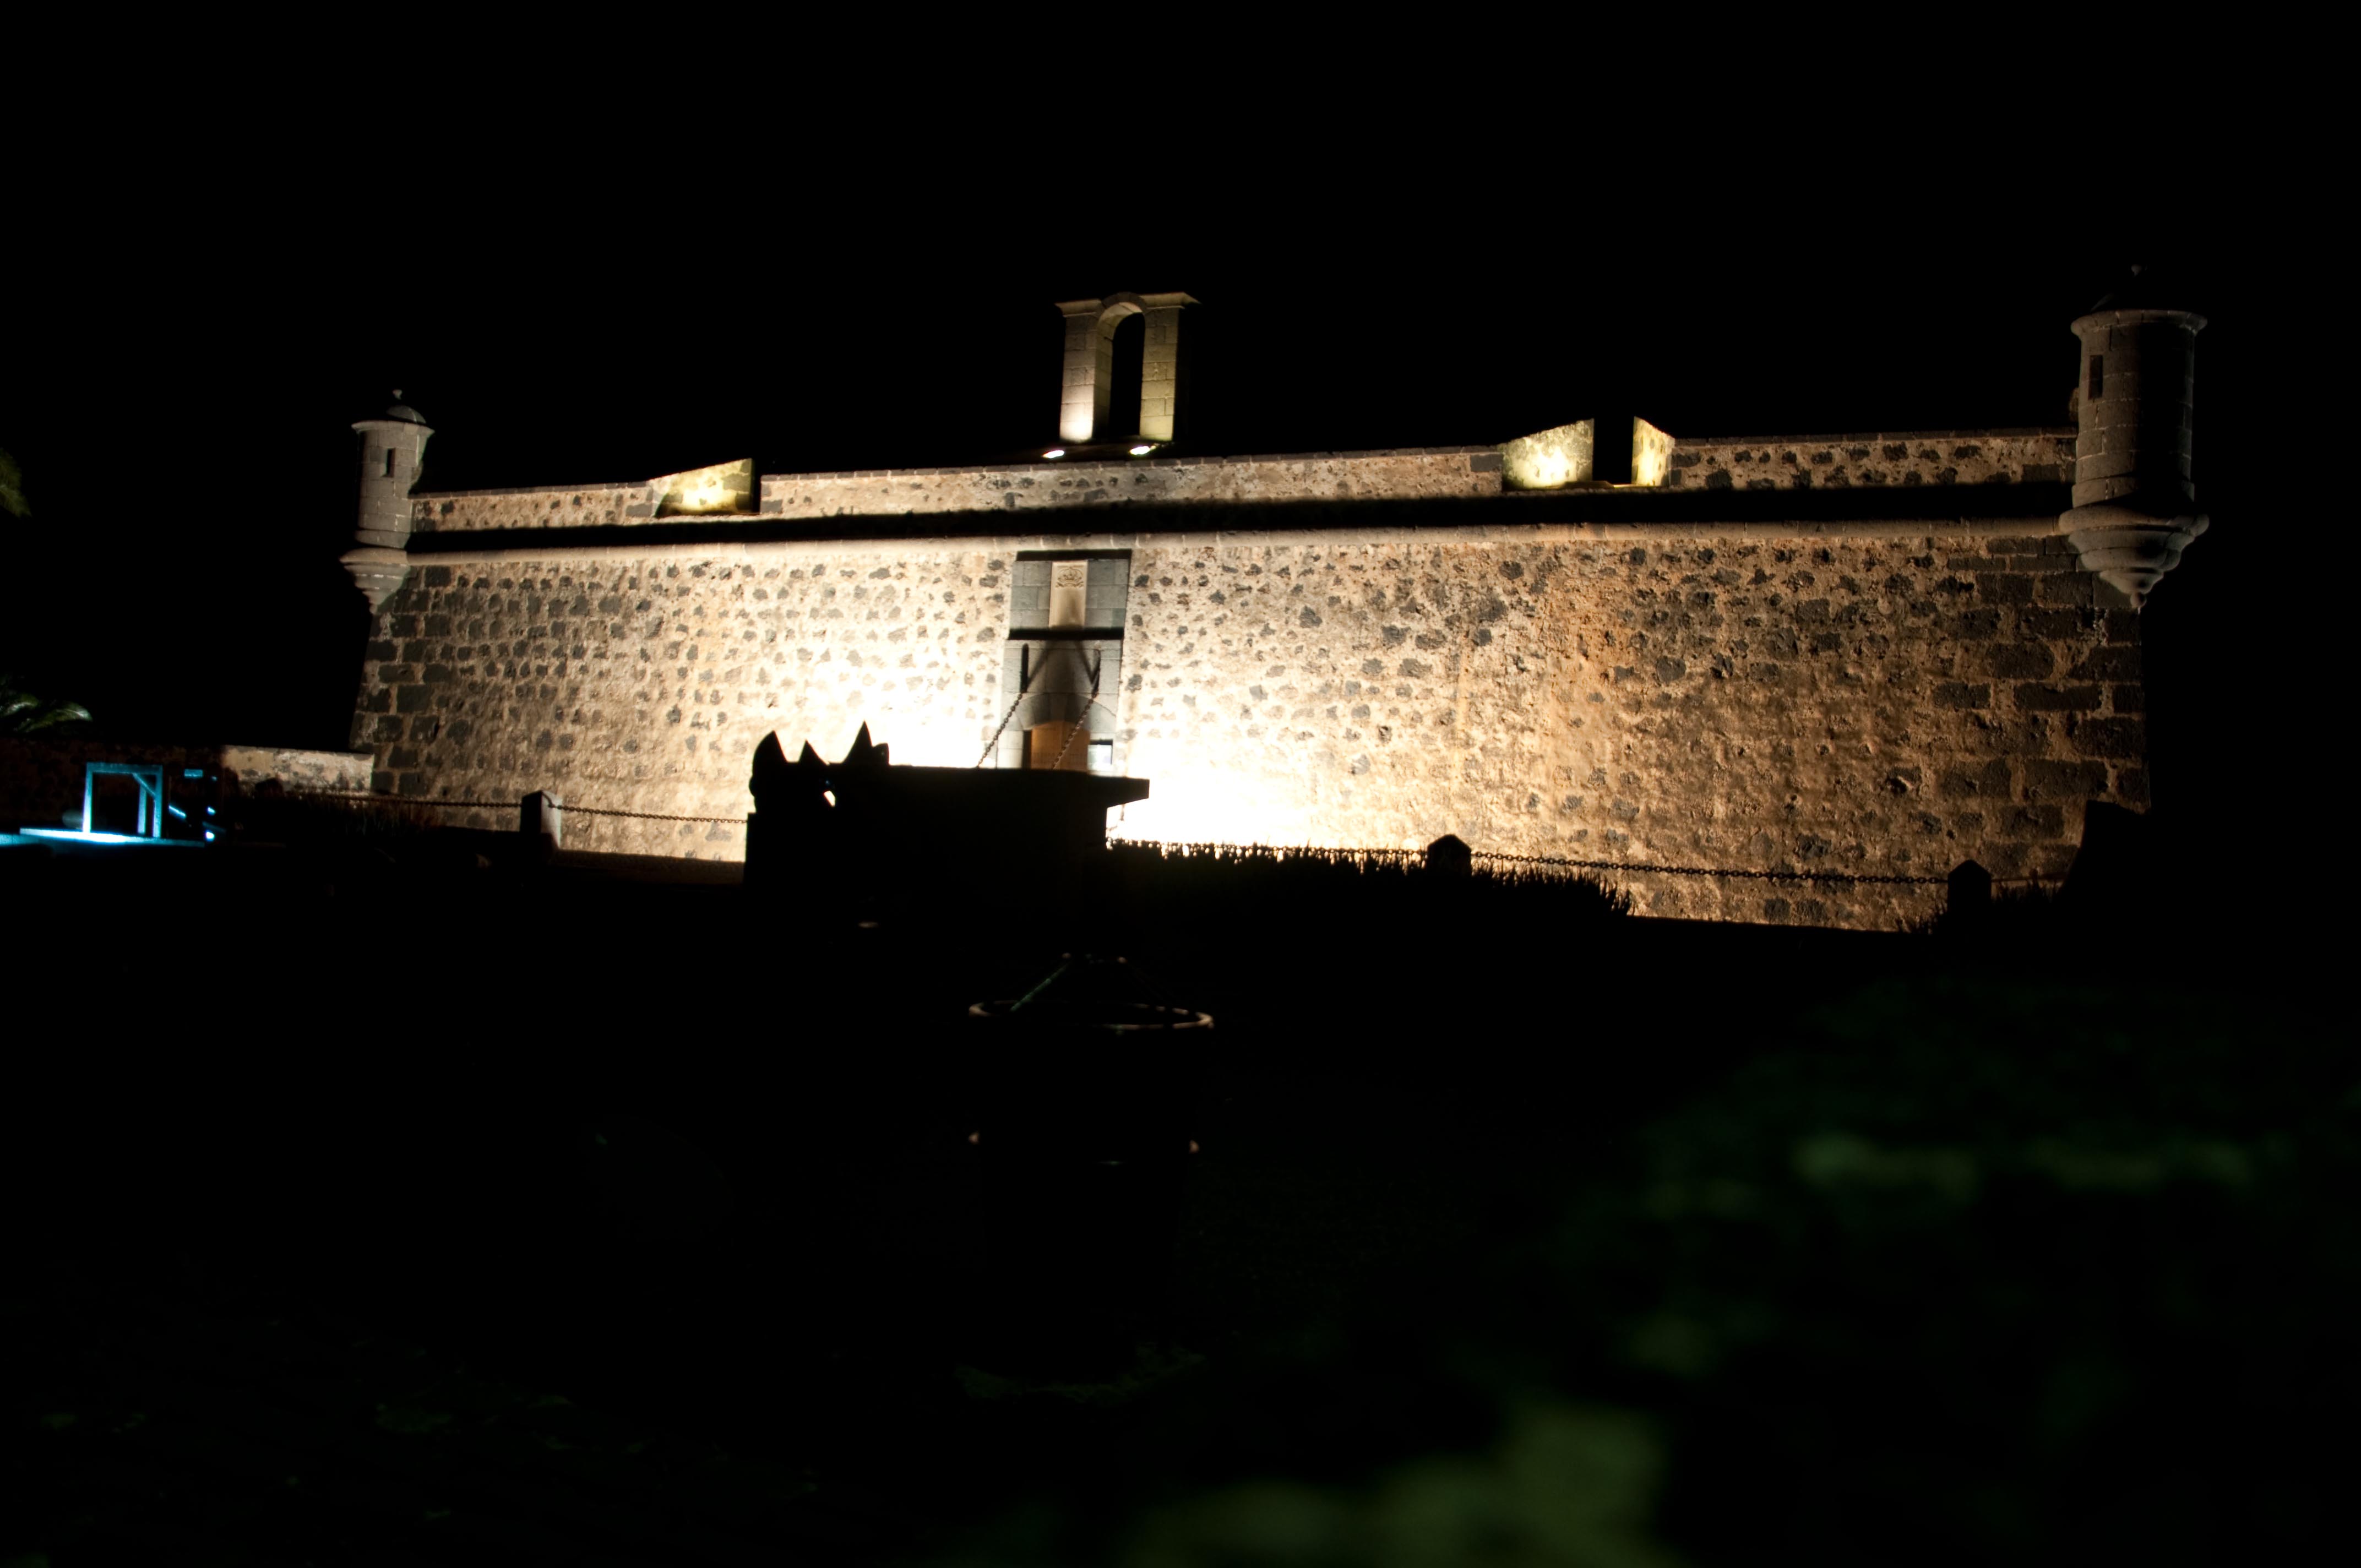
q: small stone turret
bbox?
[2062,270,2206,607]
[342,391,431,610]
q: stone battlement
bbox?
[406,428,2076,536]
[1664,430,2075,491]
[409,447,1503,533]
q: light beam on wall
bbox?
[1116,765,1321,849]
[1498,417,1673,490]
[652,458,757,517]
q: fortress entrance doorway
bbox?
[1026,721,1112,773]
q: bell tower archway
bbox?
[1054,290,1196,445]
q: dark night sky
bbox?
[2,90,2303,906]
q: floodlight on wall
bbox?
[1129,445,1154,456]
[651,458,757,518]
[1497,417,1673,491]
[1043,449,1066,460]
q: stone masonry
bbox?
[401,432,2074,535]
[355,551,1011,857]
[1112,528,2137,928]
[409,449,1504,534]
[339,281,2193,929]
[1662,431,2074,492]
[355,496,2141,929]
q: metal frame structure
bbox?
[84,763,168,838]
[80,763,214,840]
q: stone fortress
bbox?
[338,277,2206,927]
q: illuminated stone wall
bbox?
[1499,420,1594,490]
[1664,430,2074,492]
[356,508,2143,925]
[352,551,1012,858]
[409,449,1503,534]
[1108,525,2140,928]
[406,435,2070,538]
[412,481,657,532]
[1499,417,1675,489]
[757,450,1506,519]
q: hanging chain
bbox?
[1047,689,1120,772]
[974,644,1044,767]
[276,788,738,825]
[563,804,740,824]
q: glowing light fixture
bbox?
[1042,448,1066,460]
[651,457,757,517]
[1129,444,1154,456]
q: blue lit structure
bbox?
[7,763,221,848]
[14,827,203,848]
[83,763,169,837]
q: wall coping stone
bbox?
[406,434,2071,506]
[1672,427,2076,445]
[409,445,1509,503]
[401,511,2070,568]
[393,480,2071,559]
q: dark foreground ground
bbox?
[2,838,2350,1566]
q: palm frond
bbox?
[0,675,93,733]
[0,448,27,519]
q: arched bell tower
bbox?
[342,391,431,609]
[2062,270,2207,607]
[1055,291,1196,447]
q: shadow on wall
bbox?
[1917,799,2197,946]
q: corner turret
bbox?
[2062,270,2206,607]
[342,391,431,609]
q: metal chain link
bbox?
[1045,695,1118,772]
[278,788,516,810]
[564,804,741,825]
[974,654,1044,767]
[276,788,738,825]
